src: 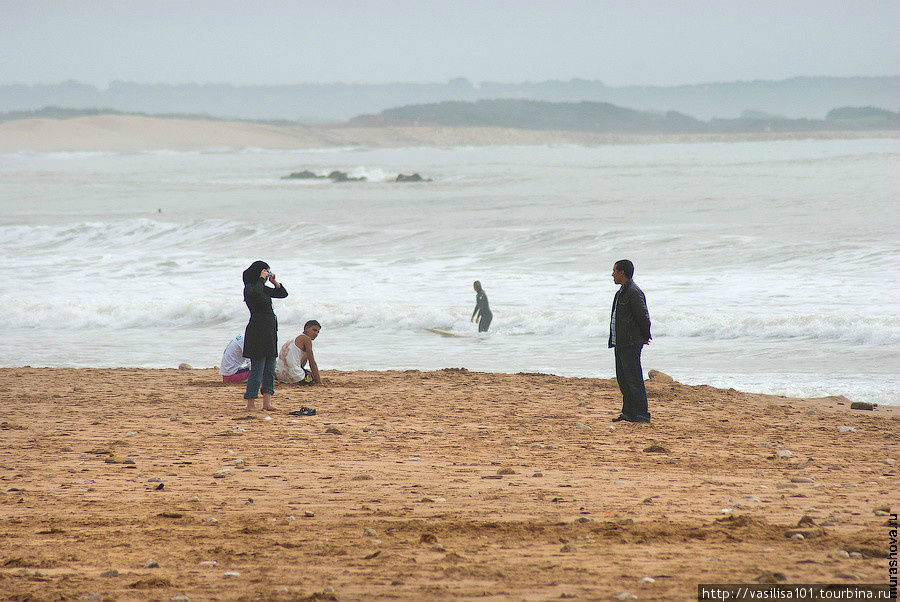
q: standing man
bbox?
[609,259,652,423]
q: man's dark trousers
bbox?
[614,343,650,420]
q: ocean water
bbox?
[1,139,898,404]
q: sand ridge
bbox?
[0,368,896,600]
[1,114,897,152]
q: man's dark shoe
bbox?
[612,414,630,422]
[628,416,651,423]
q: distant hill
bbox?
[350,100,900,134]
[0,76,897,122]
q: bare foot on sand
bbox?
[246,399,256,411]
[262,394,276,412]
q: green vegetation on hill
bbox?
[350,99,900,134]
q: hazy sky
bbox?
[2,0,898,87]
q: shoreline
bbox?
[6,363,890,408]
[0,114,897,152]
[2,367,896,599]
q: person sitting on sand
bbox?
[276,320,323,385]
[219,334,251,383]
[471,280,493,332]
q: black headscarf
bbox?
[242,260,270,285]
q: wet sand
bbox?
[1,368,896,600]
[0,114,897,152]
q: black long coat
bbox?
[242,279,288,359]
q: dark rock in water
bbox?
[328,170,366,182]
[395,173,432,182]
[282,170,322,179]
[282,170,366,182]
[850,402,875,410]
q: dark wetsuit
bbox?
[472,290,493,332]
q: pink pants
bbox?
[222,368,250,383]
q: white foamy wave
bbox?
[654,311,899,346]
[6,295,897,347]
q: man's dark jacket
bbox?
[608,279,651,348]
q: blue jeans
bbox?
[244,355,276,399]
[614,344,650,420]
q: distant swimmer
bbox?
[220,334,251,383]
[471,280,493,332]
[276,320,323,385]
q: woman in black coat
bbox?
[241,260,288,410]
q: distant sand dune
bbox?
[0,114,897,152]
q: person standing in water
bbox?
[471,280,493,332]
[241,260,288,411]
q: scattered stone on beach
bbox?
[849,552,863,559]
[352,474,373,481]
[178,363,192,370]
[755,571,787,583]
[232,459,244,468]
[790,533,805,541]
[838,550,851,558]
[776,482,798,489]
[125,431,136,437]
[363,528,377,537]
[202,516,219,524]
[148,477,162,483]
[616,591,638,601]
[303,510,315,517]
[199,560,218,567]
[797,515,817,527]
[839,426,857,433]
[263,415,272,421]
[850,402,875,410]
[777,449,793,458]
[187,496,200,502]
[213,468,230,478]
[497,467,516,475]
[171,595,190,602]
[144,559,159,568]
[882,459,896,466]
[643,444,670,453]
[574,516,592,523]
[647,369,674,382]
[223,571,240,578]
[324,426,343,435]
[575,423,592,431]
[100,569,119,577]
[785,527,823,539]
[531,471,543,477]
[790,476,814,483]
[560,543,575,553]
[641,577,656,584]
[874,510,889,516]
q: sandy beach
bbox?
[1,367,896,600]
[0,114,897,152]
